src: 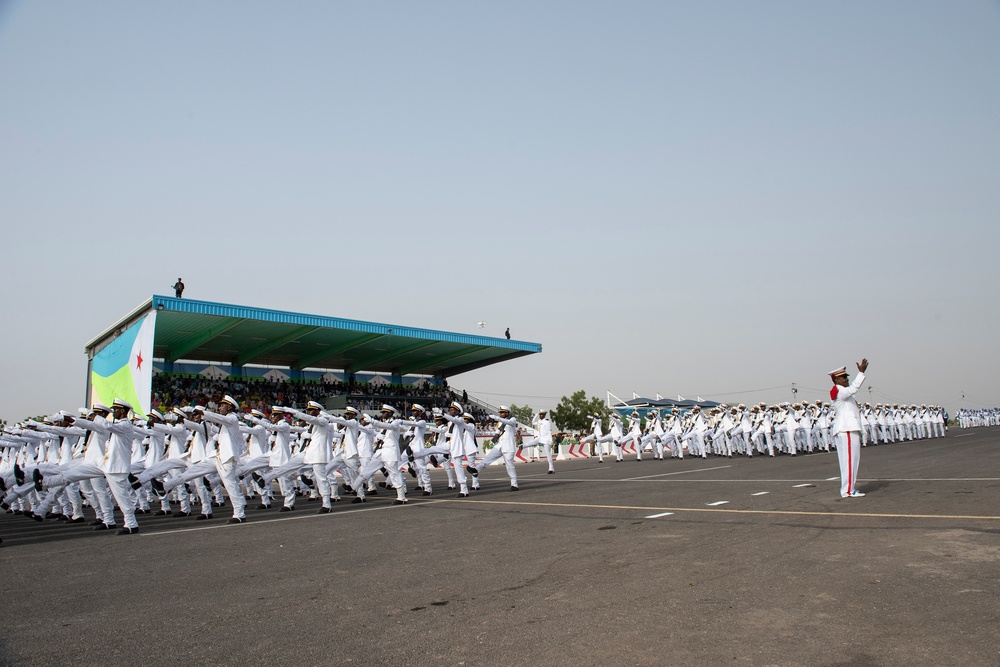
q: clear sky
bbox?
[1,1,998,422]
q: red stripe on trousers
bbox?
[847,432,853,493]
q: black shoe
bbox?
[429,455,439,467]
[202,477,212,490]
[251,472,268,489]
[341,483,352,494]
[174,511,191,517]
[380,467,389,478]
[447,486,456,491]
[317,507,331,514]
[226,517,245,524]
[116,526,139,535]
[257,504,271,510]
[466,465,478,478]
[128,473,142,490]
[32,468,43,492]
[408,466,417,479]
[94,523,110,531]
[89,519,104,526]
[13,464,24,486]
[331,497,342,503]
[367,489,378,496]
[547,470,555,475]
[351,497,366,504]
[422,490,432,496]
[510,486,519,492]
[299,475,314,488]
[0,477,5,493]
[150,478,165,495]
[279,506,292,512]
[213,500,226,508]
[153,510,172,516]
[306,497,317,502]
[31,513,43,522]
[135,509,149,515]
[185,484,193,494]
[69,517,86,524]
[394,499,407,505]
[196,514,212,520]
[456,492,469,498]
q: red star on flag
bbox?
[136,351,144,370]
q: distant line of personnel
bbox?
[579,402,948,461]
[953,408,999,429]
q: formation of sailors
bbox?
[580,402,948,461]
[0,397,551,537]
[954,408,999,429]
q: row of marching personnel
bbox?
[953,408,999,429]
[0,396,547,536]
[578,402,948,461]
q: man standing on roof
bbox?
[830,358,869,499]
[173,278,185,298]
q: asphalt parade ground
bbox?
[1,429,998,667]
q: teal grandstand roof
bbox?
[85,296,541,378]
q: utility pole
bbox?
[791,382,798,403]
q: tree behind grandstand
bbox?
[551,390,608,431]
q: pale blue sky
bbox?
[1,1,998,421]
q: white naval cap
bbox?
[148,409,164,420]
[450,401,463,412]
[381,404,398,415]
[221,395,241,410]
[306,400,324,411]
[270,405,289,414]
[250,409,266,419]
[112,398,133,411]
[828,366,848,377]
[498,405,510,412]
[410,404,425,412]
[462,412,474,420]
[344,406,358,415]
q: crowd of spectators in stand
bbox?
[150,374,490,421]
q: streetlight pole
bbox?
[791,382,798,403]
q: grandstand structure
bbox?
[84,295,542,416]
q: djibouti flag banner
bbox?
[90,311,156,418]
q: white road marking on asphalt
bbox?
[624,465,732,481]
[706,500,729,506]
[645,512,675,519]
[454,499,1000,521]
[751,492,769,496]
[793,483,814,488]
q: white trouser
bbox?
[475,447,518,487]
[835,431,861,497]
[520,437,553,470]
[214,458,247,519]
[105,472,138,529]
